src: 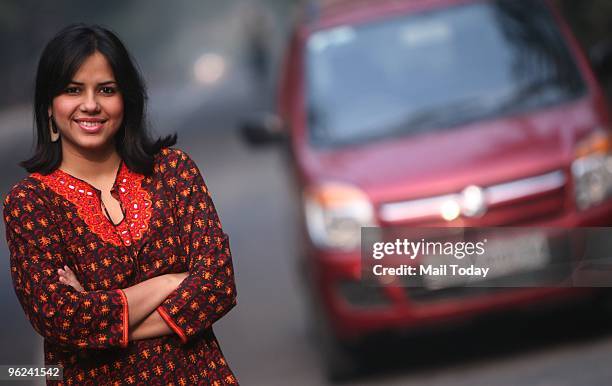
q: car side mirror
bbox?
[240,112,287,146]
[589,40,612,78]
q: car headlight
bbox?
[304,182,375,250]
[571,131,612,210]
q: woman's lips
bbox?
[74,119,107,133]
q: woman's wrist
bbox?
[166,272,189,290]
[122,272,187,328]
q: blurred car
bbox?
[242,0,612,380]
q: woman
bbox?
[3,24,238,385]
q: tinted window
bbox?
[305,0,586,147]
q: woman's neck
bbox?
[59,144,122,183]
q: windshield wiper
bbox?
[387,96,498,136]
[490,78,563,116]
[387,80,571,137]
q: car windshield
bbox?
[305,0,586,148]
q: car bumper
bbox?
[306,200,612,340]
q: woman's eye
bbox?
[99,86,117,95]
[64,87,80,94]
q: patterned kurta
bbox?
[3,148,238,385]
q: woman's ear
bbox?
[47,106,52,117]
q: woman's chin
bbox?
[62,136,116,153]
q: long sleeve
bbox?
[156,150,237,344]
[3,185,129,350]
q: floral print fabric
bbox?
[3,148,238,385]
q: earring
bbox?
[49,116,60,142]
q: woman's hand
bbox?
[57,265,85,292]
[57,267,188,295]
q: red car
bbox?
[243,0,612,380]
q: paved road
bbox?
[1,81,612,386]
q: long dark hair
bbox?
[21,23,176,175]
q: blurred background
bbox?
[2,1,612,385]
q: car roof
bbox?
[300,0,477,32]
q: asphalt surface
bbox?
[1,81,612,386]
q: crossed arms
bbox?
[3,150,237,349]
[58,265,187,341]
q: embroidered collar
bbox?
[31,162,152,247]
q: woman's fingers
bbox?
[57,266,85,292]
[63,265,77,280]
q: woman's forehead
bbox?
[71,51,116,83]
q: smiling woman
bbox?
[50,52,124,154]
[3,24,238,385]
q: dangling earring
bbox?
[49,116,60,142]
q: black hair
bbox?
[21,23,177,175]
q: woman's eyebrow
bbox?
[68,80,117,85]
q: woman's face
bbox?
[49,51,124,154]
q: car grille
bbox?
[378,170,567,226]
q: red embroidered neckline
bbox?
[31,162,152,247]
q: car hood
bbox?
[304,99,601,203]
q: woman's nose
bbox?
[80,91,101,113]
